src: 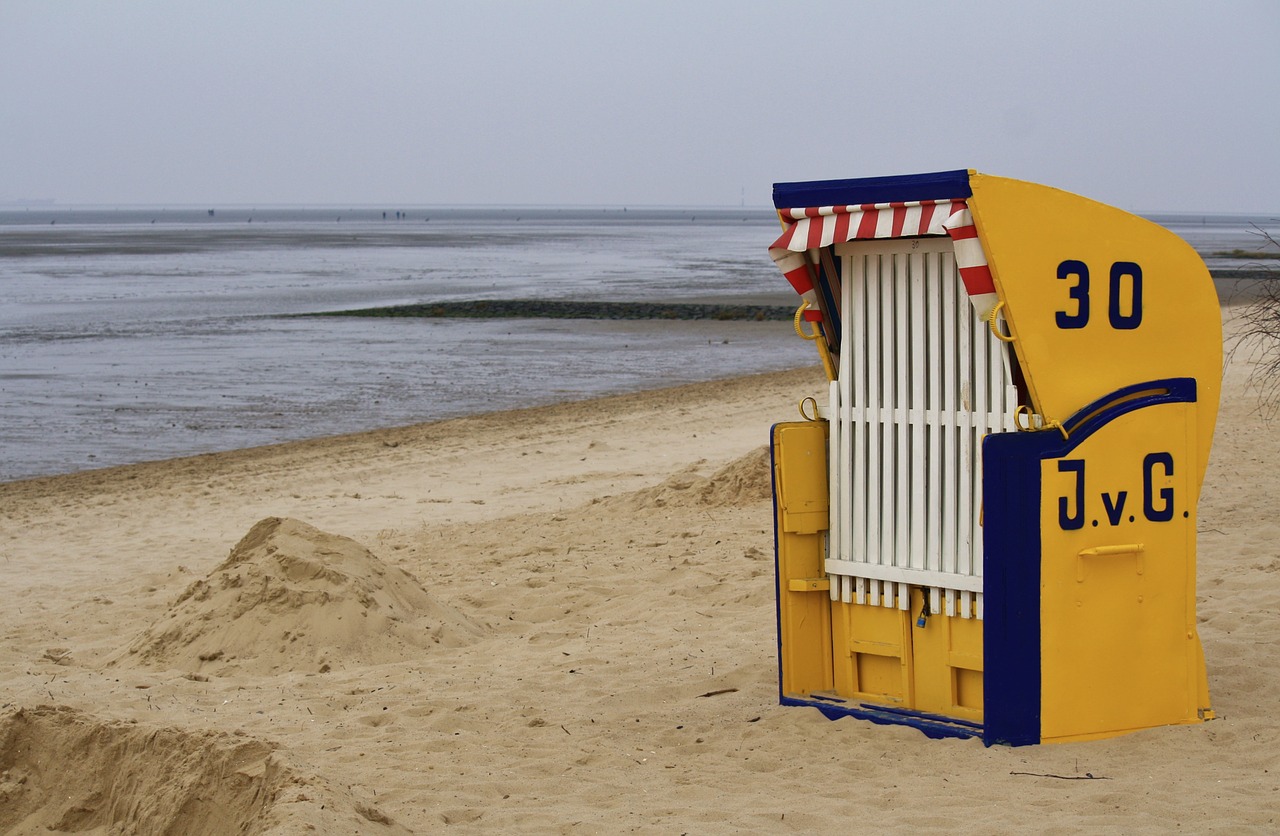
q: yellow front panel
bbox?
[1038,400,1206,741]
[910,587,984,722]
[832,600,912,706]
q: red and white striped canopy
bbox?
[769,199,997,319]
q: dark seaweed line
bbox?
[1212,268,1277,280]
[299,300,798,321]
[296,268,1270,322]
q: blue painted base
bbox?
[780,694,983,741]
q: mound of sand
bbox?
[0,705,407,835]
[612,447,773,511]
[110,517,482,675]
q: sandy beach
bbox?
[2,302,1278,833]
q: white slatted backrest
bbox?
[826,238,1018,619]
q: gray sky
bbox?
[2,1,1276,213]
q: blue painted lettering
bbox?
[1058,459,1085,530]
[1055,453,1179,529]
[1101,491,1129,526]
[1055,260,1090,329]
[1108,262,1143,329]
[1054,259,1144,331]
[1143,452,1175,522]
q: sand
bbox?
[1,312,1278,833]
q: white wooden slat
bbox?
[824,559,984,592]
[909,251,927,580]
[970,288,990,597]
[894,253,911,611]
[881,254,897,600]
[866,254,883,609]
[926,251,943,619]
[956,260,973,587]
[883,254,898,610]
[848,253,863,602]
[885,254,897,592]
[841,258,856,606]
[829,378,842,603]
[941,254,958,598]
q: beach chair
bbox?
[768,170,1218,745]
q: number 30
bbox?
[1055,260,1143,330]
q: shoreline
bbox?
[0,365,825,498]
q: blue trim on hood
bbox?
[773,169,972,210]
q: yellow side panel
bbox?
[1038,401,1209,742]
[772,421,833,697]
[910,588,984,722]
[967,173,1221,481]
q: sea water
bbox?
[0,207,810,481]
[1,206,1275,482]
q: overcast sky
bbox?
[2,1,1276,213]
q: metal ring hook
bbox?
[988,300,1016,343]
[794,301,821,341]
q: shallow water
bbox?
[1,206,1274,482]
[0,208,809,481]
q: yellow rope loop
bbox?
[1015,405,1069,439]
[793,301,820,341]
[798,396,820,421]
[792,300,838,382]
[988,300,1016,343]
